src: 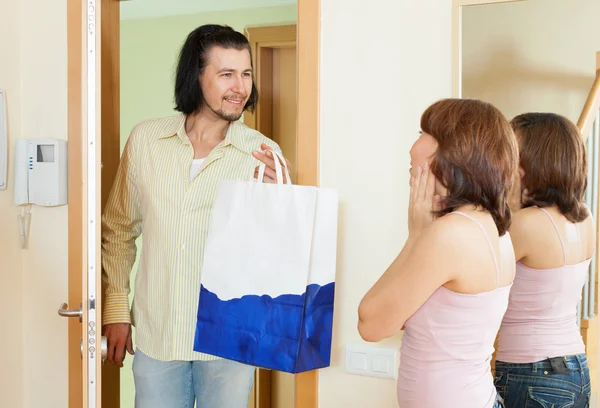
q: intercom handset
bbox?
[14,139,68,206]
[13,138,67,249]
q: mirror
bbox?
[460,0,599,124]
[457,0,600,405]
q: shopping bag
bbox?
[193,151,338,373]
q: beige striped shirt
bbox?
[102,114,281,361]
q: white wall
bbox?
[462,0,600,123]
[0,0,69,407]
[318,1,452,407]
[0,0,24,406]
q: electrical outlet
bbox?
[345,344,398,380]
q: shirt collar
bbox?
[156,114,255,154]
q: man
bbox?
[102,24,290,407]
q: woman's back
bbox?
[496,206,594,362]
[397,210,515,408]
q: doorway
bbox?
[66,1,321,407]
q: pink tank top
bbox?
[397,212,511,408]
[496,207,589,363]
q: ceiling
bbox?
[120,0,297,20]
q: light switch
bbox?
[345,344,398,380]
[350,352,367,371]
[373,354,391,373]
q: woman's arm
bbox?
[358,218,457,342]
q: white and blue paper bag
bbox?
[193,152,338,373]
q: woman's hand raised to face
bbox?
[408,162,442,239]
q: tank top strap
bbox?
[450,211,500,286]
[537,207,567,266]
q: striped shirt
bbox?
[101,114,282,361]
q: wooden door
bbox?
[65,0,121,406]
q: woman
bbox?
[358,98,518,408]
[494,113,594,408]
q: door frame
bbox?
[243,24,298,408]
[244,23,297,138]
[244,23,298,187]
[66,0,84,406]
[67,1,321,407]
[68,0,121,407]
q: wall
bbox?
[462,0,600,123]
[318,0,452,407]
[119,6,297,407]
[0,1,69,408]
[0,1,24,407]
[0,1,456,406]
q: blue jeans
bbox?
[494,392,505,408]
[132,349,255,408]
[494,354,590,408]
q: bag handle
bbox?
[257,149,292,185]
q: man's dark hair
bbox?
[174,24,258,114]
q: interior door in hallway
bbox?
[271,46,298,184]
[64,0,121,406]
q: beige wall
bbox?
[0,1,69,408]
[462,0,600,123]
[318,0,452,406]
[0,0,24,406]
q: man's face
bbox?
[200,46,253,121]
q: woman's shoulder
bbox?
[427,210,498,247]
[434,210,495,232]
[510,206,541,235]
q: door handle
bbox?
[81,336,107,361]
[58,302,82,323]
[101,335,107,360]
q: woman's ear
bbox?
[518,167,525,180]
[433,175,448,198]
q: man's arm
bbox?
[102,132,142,325]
